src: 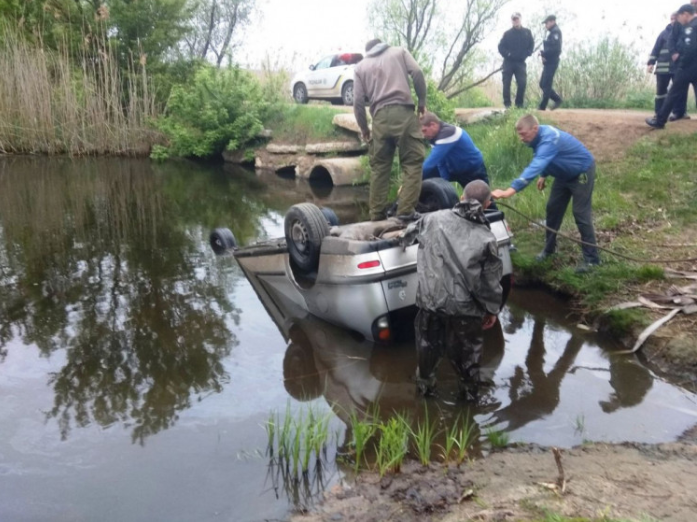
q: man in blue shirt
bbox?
[491,114,600,272]
[420,112,492,188]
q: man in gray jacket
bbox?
[353,39,427,221]
[401,180,503,401]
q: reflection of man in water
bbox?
[599,358,653,413]
[494,318,584,431]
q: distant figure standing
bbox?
[538,15,563,111]
[498,12,535,109]
[353,39,427,221]
[401,180,503,401]
[648,14,678,116]
[647,4,697,129]
[666,0,697,120]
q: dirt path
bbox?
[292,434,697,522]
[456,108,697,163]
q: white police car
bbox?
[290,52,363,106]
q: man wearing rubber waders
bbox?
[400,180,503,401]
[491,114,600,274]
[353,38,426,222]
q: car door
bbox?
[306,55,334,97]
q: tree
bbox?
[367,0,510,98]
[367,0,438,64]
[183,0,255,67]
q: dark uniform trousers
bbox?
[655,74,672,114]
[657,65,697,124]
[502,60,527,108]
[538,60,562,110]
[670,78,697,117]
[544,163,600,265]
[415,309,483,400]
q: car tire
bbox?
[320,207,340,227]
[418,178,459,213]
[500,274,513,307]
[341,81,354,106]
[209,228,237,255]
[293,83,309,104]
[284,203,330,273]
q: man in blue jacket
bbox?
[491,114,600,273]
[420,112,491,185]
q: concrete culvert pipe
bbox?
[308,157,365,186]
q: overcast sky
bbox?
[239,0,676,71]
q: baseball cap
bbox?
[542,14,556,23]
[511,12,521,19]
[677,4,695,14]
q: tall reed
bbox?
[0,23,159,155]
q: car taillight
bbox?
[358,260,381,269]
[374,315,391,342]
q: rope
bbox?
[495,201,697,265]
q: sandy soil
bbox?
[292,432,697,522]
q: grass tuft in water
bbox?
[409,407,439,466]
[447,414,477,466]
[375,415,410,477]
[485,427,510,449]
[348,408,378,473]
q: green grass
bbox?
[484,427,510,449]
[444,414,477,465]
[348,409,378,473]
[375,415,410,477]
[408,407,439,466]
[264,104,347,143]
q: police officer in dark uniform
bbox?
[498,12,535,109]
[648,14,677,116]
[647,4,697,128]
[538,14,563,111]
[667,0,697,120]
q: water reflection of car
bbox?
[210,179,514,342]
[290,52,363,105]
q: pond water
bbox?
[0,157,695,522]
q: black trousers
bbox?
[502,60,527,108]
[543,163,600,264]
[415,309,483,399]
[670,77,697,117]
[655,74,672,115]
[538,60,562,110]
[422,163,498,210]
[657,66,697,125]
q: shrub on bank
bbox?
[153,65,272,160]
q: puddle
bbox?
[0,157,694,522]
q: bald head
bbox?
[463,180,491,208]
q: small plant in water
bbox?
[574,414,586,436]
[409,407,438,466]
[447,414,476,465]
[348,409,377,473]
[485,427,509,449]
[375,415,410,477]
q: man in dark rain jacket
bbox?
[538,15,563,111]
[648,13,678,116]
[667,0,697,119]
[400,180,503,401]
[498,12,535,109]
[647,4,697,129]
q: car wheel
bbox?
[417,178,459,213]
[320,207,340,227]
[341,81,354,105]
[284,203,330,273]
[500,274,513,307]
[293,83,309,104]
[209,228,237,255]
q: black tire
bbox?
[341,81,354,106]
[418,178,459,213]
[284,203,330,273]
[320,207,340,226]
[293,83,309,104]
[500,274,513,307]
[209,228,237,255]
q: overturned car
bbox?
[211,179,514,342]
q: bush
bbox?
[526,37,653,110]
[153,65,270,159]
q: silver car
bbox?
[211,180,513,342]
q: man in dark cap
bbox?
[647,4,697,128]
[498,12,535,109]
[648,13,678,116]
[538,15,563,111]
